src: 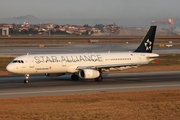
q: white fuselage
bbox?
[6,52,159,74]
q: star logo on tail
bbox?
[144,39,152,51]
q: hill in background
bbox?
[13,15,38,20]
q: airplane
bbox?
[6,26,159,83]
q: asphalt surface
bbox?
[0,71,180,98]
[0,43,180,56]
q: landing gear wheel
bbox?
[24,80,29,83]
[94,78,98,81]
[94,76,103,82]
[98,76,103,82]
[71,74,79,81]
[24,74,30,84]
[95,68,103,82]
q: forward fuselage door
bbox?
[60,56,67,71]
[28,56,35,73]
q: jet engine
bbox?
[45,73,65,77]
[79,69,100,79]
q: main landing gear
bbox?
[94,75,103,82]
[94,68,103,82]
[24,74,29,83]
[71,74,79,81]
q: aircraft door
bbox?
[61,59,66,67]
[137,54,145,63]
[28,56,35,72]
[138,54,141,62]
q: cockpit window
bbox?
[12,60,17,63]
[12,60,24,63]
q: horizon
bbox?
[1,17,180,28]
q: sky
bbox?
[0,0,180,26]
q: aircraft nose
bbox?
[6,64,14,73]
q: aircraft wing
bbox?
[76,63,139,70]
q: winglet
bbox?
[134,26,157,53]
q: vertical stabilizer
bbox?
[134,26,157,53]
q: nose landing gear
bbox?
[24,74,29,83]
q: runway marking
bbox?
[0,84,180,96]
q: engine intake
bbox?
[79,69,100,79]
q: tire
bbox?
[71,74,79,81]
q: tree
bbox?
[94,24,104,32]
[28,28,38,35]
[9,28,20,35]
[21,30,28,35]
[54,25,60,28]
[83,24,89,28]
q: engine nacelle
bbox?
[45,73,65,77]
[79,69,100,79]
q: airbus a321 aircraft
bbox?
[6,26,159,83]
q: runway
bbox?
[0,43,180,56]
[0,71,180,98]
